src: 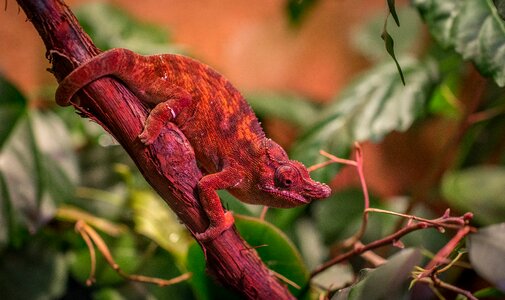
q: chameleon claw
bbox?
[195,211,234,242]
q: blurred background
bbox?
[1,0,504,299]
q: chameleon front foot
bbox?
[195,211,235,242]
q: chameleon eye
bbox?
[275,165,299,188]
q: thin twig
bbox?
[76,220,192,287]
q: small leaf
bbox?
[332,248,422,300]
[441,166,505,225]
[387,0,400,26]
[381,28,406,85]
[467,223,505,292]
[292,57,439,182]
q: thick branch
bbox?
[16,0,293,298]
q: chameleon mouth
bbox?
[260,185,311,207]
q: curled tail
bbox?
[55,48,138,106]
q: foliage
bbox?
[2,1,505,299]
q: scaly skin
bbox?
[55,48,331,241]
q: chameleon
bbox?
[55,48,331,241]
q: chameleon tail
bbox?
[54,48,138,106]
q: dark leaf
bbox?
[387,0,400,26]
[468,223,505,292]
[332,248,422,300]
[0,242,68,300]
[381,28,405,85]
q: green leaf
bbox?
[292,57,439,182]
[441,166,505,225]
[75,2,182,55]
[381,28,406,85]
[70,232,140,286]
[0,241,68,300]
[0,76,27,149]
[332,248,422,300]
[246,92,320,129]
[0,110,77,247]
[467,223,505,292]
[387,0,400,26]
[130,190,191,260]
[494,0,505,20]
[413,0,505,86]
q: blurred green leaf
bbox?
[494,0,505,20]
[313,190,369,244]
[186,242,239,300]
[130,190,191,260]
[468,223,505,292]
[285,0,319,26]
[0,75,27,149]
[136,248,194,300]
[75,2,183,54]
[413,0,505,86]
[441,166,505,225]
[427,71,462,118]
[292,57,439,182]
[381,22,405,85]
[0,109,77,247]
[352,7,422,62]
[246,92,320,129]
[0,241,68,300]
[332,248,421,300]
[473,286,505,298]
[70,232,139,286]
[387,0,400,26]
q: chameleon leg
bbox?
[138,89,193,145]
[195,168,241,241]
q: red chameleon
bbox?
[55,48,331,241]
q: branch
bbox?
[16,0,294,298]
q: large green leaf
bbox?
[292,57,439,182]
[441,166,505,225]
[75,2,182,54]
[0,110,77,248]
[333,248,421,300]
[468,223,505,292]
[413,0,505,86]
[0,76,26,149]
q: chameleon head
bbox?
[256,139,331,208]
